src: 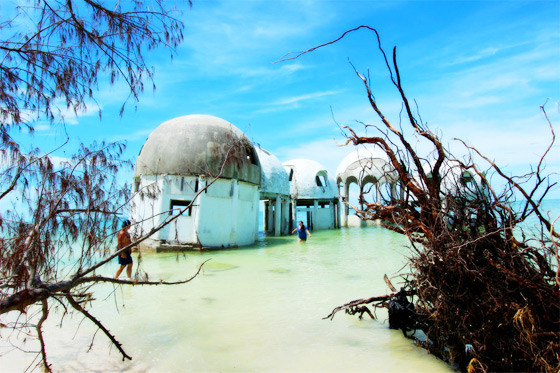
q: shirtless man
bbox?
[115,220,133,279]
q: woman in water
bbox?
[291,221,311,242]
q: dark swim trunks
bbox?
[118,252,133,265]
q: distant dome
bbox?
[135,115,261,185]
[256,148,290,196]
[282,159,337,199]
[336,148,397,185]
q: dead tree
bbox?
[0,2,222,371]
[0,135,252,371]
[283,26,559,372]
[0,0,187,137]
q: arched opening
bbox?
[460,171,475,187]
[362,175,378,204]
[348,181,360,213]
[362,182,376,204]
[315,172,327,187]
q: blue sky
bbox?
[14,0,560,198]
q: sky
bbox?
[10,0,560,198]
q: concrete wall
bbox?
[315,203,336,230]
[346,214,380,227]
[131,174,259,250]
[197,179,259,247]
[293,199,338,231]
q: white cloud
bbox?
[270,90,342,106]
[445,46,500,66]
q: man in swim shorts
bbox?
[115,219,134,279]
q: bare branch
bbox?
[65,293,131,361]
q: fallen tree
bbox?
[284,26,560,372]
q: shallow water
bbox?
[4,199,559,372]
[2,226,452,372]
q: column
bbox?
[267,200,274,234]
[274,195,281,236]
[263,201,269,232]
[291,199,297,231]
[342,182,349,227]
[282,197,289,235]
[313,200,319,230]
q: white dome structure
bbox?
[335,148,397,186]
[282,159,339,231]
[336,148,401,227]
[417,159,484,198]
[283,159,338,199]
[256,148,290,236]
[135,114,260,184]
[131,115,261,250]
[256,148,290,196]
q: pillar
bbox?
[267,200,274,234]
[291,199,297,231]
[274,195,281,236]
[334,200,339,228]
[263,201,269,232]
[282,197,289,235]
[313,200,319,230]
[342,181,349,227]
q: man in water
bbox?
[115,219,134,279]
[291,221,311,242]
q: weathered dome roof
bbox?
[135,114,261,185]
[256,147,290,196]
[418,159,483,195]
[336,148,397,185]
[282,159,338,199]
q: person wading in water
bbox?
[115,219,134,279]
[291,221,311,242]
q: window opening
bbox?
[170,200,192,216]
[316,173,327,187]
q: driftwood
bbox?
[325,275,417,335]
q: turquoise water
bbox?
[1,226,451,372]
[2,200,557,372]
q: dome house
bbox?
[131,114,261,250]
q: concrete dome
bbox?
[418,159,483,195]
[256,147,290,196]
[336,148,397,185]
[135,115,261,185]
[282,159,337,199]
